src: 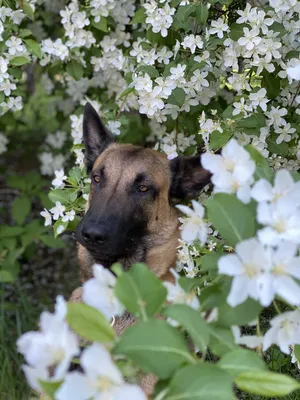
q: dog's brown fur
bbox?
[70,103,211,397]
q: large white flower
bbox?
[201,139,255,203]
[176,200,208,244]
[83,264,124,321]
[56,343,146,400]
[263,310,300,354]
[251,169,300,210]
[17,296,79,383]
[219,238,300,307]
[218,238,270,307]
[257,202,300,245]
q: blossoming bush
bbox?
[1,0,300,398]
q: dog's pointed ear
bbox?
[83,102,115,171]
[169,155,211,199]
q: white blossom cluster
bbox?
[17,288,145,399]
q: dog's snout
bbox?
[81,224,108,245]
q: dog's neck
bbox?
[78,223,180,283]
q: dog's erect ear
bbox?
[169,155,212,199]
[83,102,115,171]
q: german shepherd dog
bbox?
[70,102,211,394]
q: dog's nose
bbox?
[81,225,108,244]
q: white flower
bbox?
[0,80,16,96]
[275,123,296,145]
[5,36,26,55]
[17,296,79,382]
[62,210,75,222]
[209,18,229,39]
[251,169,300,210]
[287,64,300,81]
[162,143,178,160]
[232,97,252,116]
[249,88,269,112]
[263,310,300,354]
[56,343,146,400]
[164,269,200,309]
[83,264,124,321]
[257,202,300,245]
[40,209,52,227]
[176,200,208,245]
[134,73,153,93]
[50,201,66,220]
[265,106,287,129]
[107,120,121,135]
[201,139,255,203]
[182,34,203,54]
[218,238,269,307]
[190,70,209,91]
[238,27,261,51]
[52,169,67,189]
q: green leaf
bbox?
[0,270,16,283]
[9,67,22,79]
[205,193,255,247]
[178,277,202,293]
[53,219,68,237]
[136,65,159,78]
[39,379,63,399]
[218,298,262,327]
[165,364,234,400]
[19,29,33,38]
[118,87,135,99]
[209,130,232,150]
[184,3,197,21]
[196,3,209,25]
[114,320,195,379]
[66,61,84,81]
[11,196,31,225]
[67,303,115,343]
[262,72,281,99]
[219,349,266,378]
[168,88,186,107]
[22,0,34,20]
[201,252,223,272]
[10,56,30,66]
[69,167,83,185]
[246,145,273,182]
[238,113,266,130]
[92,17,108,32]
[24,39,42,58]
[209,325,237,356]
[0,226,24,238]
[39,380,62,398]
[164,304,210,353]
[267,137,289,157]
[114,263,167,319]
[294,345,300,363]
[229,23,249,41]
[49,189,70,205]
[130,8,146,24]
[40,235,66,249]
[235,371,300,397]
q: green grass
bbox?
[0,283,42,400]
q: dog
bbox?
[69,102,211,395]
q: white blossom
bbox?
[83,264,124,321]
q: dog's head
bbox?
[76,103,211,268]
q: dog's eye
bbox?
[138,185,149,192]
[93,175,100,183]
